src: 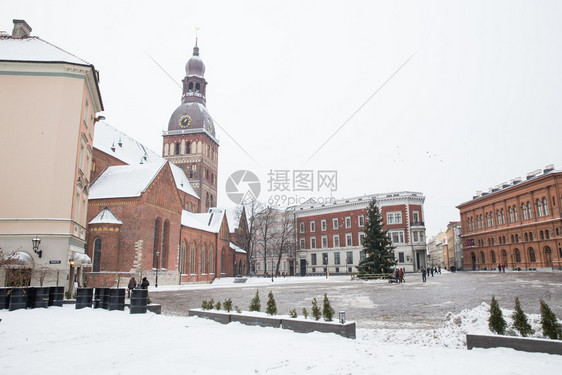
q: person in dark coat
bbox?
[421,267,427,282]
[140,277,149,289]
[127,277,137,298]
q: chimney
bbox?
[12,19,32,39]
[544,164,555,174]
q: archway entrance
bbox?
[544,246,552,267]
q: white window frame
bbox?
[345,216,351,228]
[321,235,328,248]
[389,230,404,244]
[332,218,338,230]
[358,215,364,226]
[299,222,305,233]
[358,233,365,246]
[310,221,316,232]
[321,219,327,231]
[310,237,316,249]
[299,238,305,249]
[345,233,353,247]
[333,235,340,248]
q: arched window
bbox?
[522,203,528,220]
[491,250,496,263]
[180,241,187,274]
[515,234,519,242]
[497,210,501,225]
[190,242,195,274]
[153,218,162,268]
[205,192,209,208]
[209,245,214,274]
[490,212,494,226]
[176,143,180,155]
[509,207,514,223]
[540,231,544,240]
[525,233,528,242]
[195,83,200,92]
[201,245,206,274]
[187,142,191,154]
[515,248,521,262]
[511,234,514,243]
[527,202,533,219]
[529,232,533,241]
[480,251,486,265]
[513,206,518,221]
[486,214,490,227]
[188,82,194,91]
[164,143,169,156]
[501,209,505,224]
[529,248,536,262]
[543,198,549,215]
[536,199,543,217]
[546,230,550,239]
[161,220,169,269]
[221,248,225,274]
[93,238,102,272]
[210,194,214,207]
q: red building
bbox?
[296,192,427,275]
[457,165,562,271]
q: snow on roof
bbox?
[0,36,91,65]
[208,207,241,233]
[169,163,199,199]
[89,161,165,200]
[181,210,226,233]
[89,207,123,225]
[230,242,246,254]
[94,121,162,166]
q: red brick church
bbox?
[84,42,246,287]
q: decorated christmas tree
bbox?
[357,199,396,275]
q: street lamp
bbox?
[155,251,159,288]
[32,236,42,258]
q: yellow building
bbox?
[0,20,103,290]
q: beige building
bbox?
[0,20,103,291]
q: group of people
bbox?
[392,268,406,283]
[127,276,150,298]
[497,264,506,273]
[420,266,441,282]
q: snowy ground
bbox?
[1,300,561,374]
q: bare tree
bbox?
[273,209,296,276]
[234,200,263,275]
[254,206,277,278]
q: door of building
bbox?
[300,259,306,276]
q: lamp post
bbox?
[32,236,42,258]
[155,251,159,288]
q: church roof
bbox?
[230,242,246,254]
[166,102,217,140]
[0,35,91,66]
[169,163,199,199]
[208,207,242,233]
[89,207,123,225]
[89,161,165,200]
[181,209,226,234]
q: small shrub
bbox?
[64,290,72,300]
[209,298,215,310]
[235,305,241,314]
[223,298,233,312]
[215,300,222,310]
[512,297,534,337]
[302,307,308,319]
[540,299,562,340]
[249,290,261,312]
[266,291,277,316]
[322,293,335,322]
[311,298,321,321]
[147,297,152,305]
[201,300,209,310]
[488,296,507,335]
[289,308,298,318]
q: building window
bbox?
[346,251,353,265]
[334,252,341,265]
[161,220,169,269]
[525,233,528,242]
[537,199,544,217]
[200,245,206,273]
[152,218,162,269]
[413,231,419,242]
[333,235,340,248]
[180,241,187,274]
[529,248,536,262]
[310,221,315,232]
[345,217,351,228]
[398,252,405,263]
[299,238,305,249]
[413,211,420,223]
[300,222,305,233]
[491,250,496,263]
[190,242,195,274]
[497,210,501,225]
[332,218,338,230]
[321,236,328,248]
[501,209,505,225]
[515,234,519,242]
[358,215,364,226]
[83,100,89,125]
[209,245,214,274]
[515,248,521,262]
[387,212,402,224]
[529,232,533,241]
[389,231,404,244]
[321,220,327,231]
[311,253,317,266]
[481,251,486,265]
[360,251,365,262]
[359,233,365,246]
[310,237,316,249]
[93,238,102,272]
[546,230,550,239]
[543,198,549,215]
[527,202,533,219]
[346,233,353,247]
[322,253,328,265]
[509,207,514,222]
[513,206,518,221]
[522,203,528,220]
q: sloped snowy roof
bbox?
[0,36,91,65]
[209,207,241,233]
[169,163,199,199]
[89,207,123,225]
[93,121,162,165]
[230,242,246,254]
[89,161,165,200]
[181,210,226,233]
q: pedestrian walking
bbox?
[399,268,404,283]
[127,276,137,298]
[502,264,505,273]
[421,267,427,282]
[498,264,501,272]
[430,267,434,277]
[141,277,149,289]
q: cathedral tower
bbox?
[163,42,218,212]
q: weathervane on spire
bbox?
[195,26,200,45]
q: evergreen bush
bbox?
[235,305,241,314]
[311,298,322,321]
[488,296,507,335]
[249,290,261,312]
[208,298,215,311]
[512,297,534,337]
[302,307,308,319]
[215,300,221,310]
[322,293,335,322]
[289,308,297,318]
[223,298,233,312]
[201,299,208,309]
[540,299,562,340]
[266,291,277,316]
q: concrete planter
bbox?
[467,334,562,355]
[188,309,355,339]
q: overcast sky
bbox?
[4,0,562,237]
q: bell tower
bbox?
[163,41,218,212]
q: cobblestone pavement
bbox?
[150,271,562,329]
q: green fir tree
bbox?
[311,298,322,321]
[249,290,261,312]
[266,291,277,316]
[215,300,222,310]
[540,299,562,340]
[302,307,308,319]
[289,308,298,318]
[488,296,507,335]
[357,199,396,276]
[223,298,233,312]
[322,293,335,322]
[512,297,534,337]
